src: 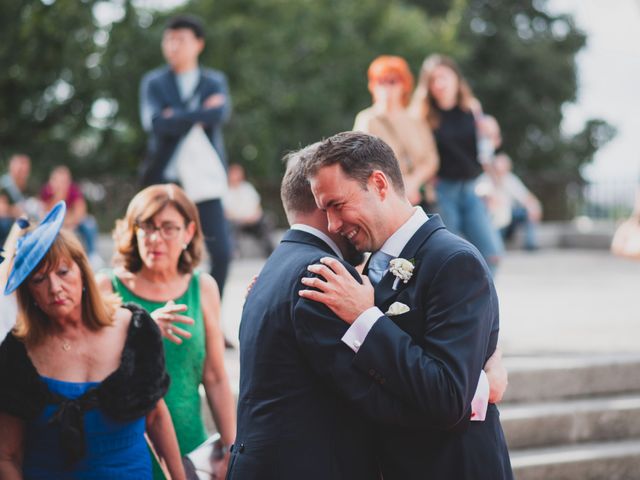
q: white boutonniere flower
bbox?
[385,301,410,316]
[389,257,415,290]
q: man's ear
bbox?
[196,38,205,55]
[368,170,389,200]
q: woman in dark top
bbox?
[411,54,503,274]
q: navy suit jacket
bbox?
[356,215,513,479]
[138,65,230,185]
[229,229,438,480]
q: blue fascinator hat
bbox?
[3,201,67,295]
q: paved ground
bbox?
[219,249,640,356]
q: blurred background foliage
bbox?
[0,0,614,224]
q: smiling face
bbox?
[136,204,195,273]
[310,164,389,253]
[28,258,84,321]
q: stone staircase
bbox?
[502,354,640,479]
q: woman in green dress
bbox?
[97,184,236,479]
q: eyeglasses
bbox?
[135,222,184,240]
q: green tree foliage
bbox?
[100,0,446,180]
[0,0,614,221]
[454,0,615,218]
[0,0,100,181]
[95,0,450,215]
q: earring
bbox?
[182,243,188,251]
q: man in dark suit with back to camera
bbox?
[300,131,513,479]
[229,142,509,479]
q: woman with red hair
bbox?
[354,55,439,206]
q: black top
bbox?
[433,106,483,180]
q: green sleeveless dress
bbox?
[110,271,208,479]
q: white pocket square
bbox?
[385,302,410,316]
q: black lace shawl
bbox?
[0,303,170,465]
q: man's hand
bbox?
[484,347,508,403]
[299,257,374,325]
[203,93,225,109]
[151,300,195,344]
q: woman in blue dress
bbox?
[0,202,186,479]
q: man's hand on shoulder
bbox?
[299,257,374,325]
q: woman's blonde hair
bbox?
[410,54,476,129]
[113,184,203,274]
[14,229,121,346]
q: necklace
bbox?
[61,339,71,352]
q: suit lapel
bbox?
[161,68,183,107]
[374,215,446,307]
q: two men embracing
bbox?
[228,132,513,480]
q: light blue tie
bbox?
[367,251,394,286]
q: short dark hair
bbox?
[305,131,405,194]
[281,143,322,221]
[165,14,205,38]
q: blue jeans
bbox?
[501,205,537,250]
[436,178,504,274]
[75,216,99,255]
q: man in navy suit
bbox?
[229,143,508,479]
[139,15,232,297]
[300,131,513,479]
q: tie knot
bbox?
[370,251,394,270]
[368,251,394,285]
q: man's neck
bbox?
[382,199,414,239]
[290,210,330,237]
[171,62,199,75]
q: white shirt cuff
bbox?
[470,370,489,422]
[341,307,383,352]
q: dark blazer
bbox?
[229,229,433,480]
[138,65,230,186]
[355,215,513,480]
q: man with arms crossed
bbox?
[299,131,513,479]
[139,15,233,298]
[229,143,508,479]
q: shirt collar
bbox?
[378,207,428,258]
[290,224,344,260]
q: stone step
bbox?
[503,354,640,403]
[511,438,640,480]
[501,393,640,449]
